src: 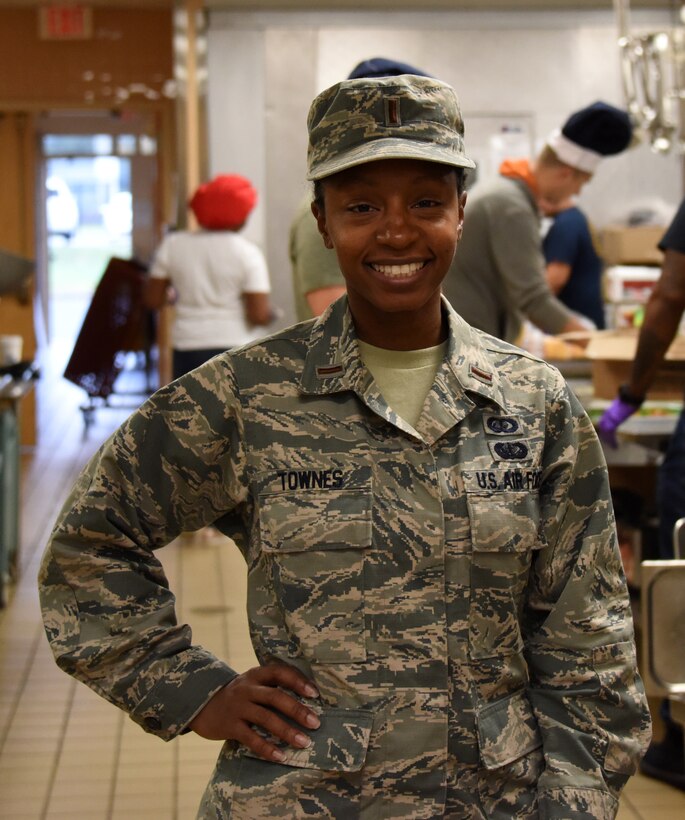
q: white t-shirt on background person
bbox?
[149,230,271,351]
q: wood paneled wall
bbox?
[0,8,173,109]
[0,112,37,444]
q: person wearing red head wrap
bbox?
[145,174,278,380]
[189,174,258,231]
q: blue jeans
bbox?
[657,408,685,559]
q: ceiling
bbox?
[204,0,675,7]
[0,0,679,10]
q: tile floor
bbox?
[1,347,685,818]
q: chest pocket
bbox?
[464,469,545,660]
[257,469,372,664]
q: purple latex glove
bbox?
[597,397,638,448]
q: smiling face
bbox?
[312,158,466,350]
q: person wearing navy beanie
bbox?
[443,101,634,344]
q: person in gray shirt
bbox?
[442,102,633,344]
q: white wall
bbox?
[207,8,683,328]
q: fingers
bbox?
[189,661,321,757]
[234,703,317,763]
[254,661,320,700]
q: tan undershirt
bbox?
[358,339,448,429]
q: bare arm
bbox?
[626,248,685,398]
[306,285,346,317]
[243,291,276,326]
[545,261,571,295]
[559,314,591,337]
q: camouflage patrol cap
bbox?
[306,75,475,181]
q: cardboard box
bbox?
[600,225,664,266]
[586,329,685,400]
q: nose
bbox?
[376,206,415,247]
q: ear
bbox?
[457,191,467,238]
[311,201,334,250]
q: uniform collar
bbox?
[299,296,508,442]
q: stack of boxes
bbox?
[589,224,685,403]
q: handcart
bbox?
[64,256,154,434]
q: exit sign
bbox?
[39,6,93,40]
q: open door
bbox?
[35,111,162,371]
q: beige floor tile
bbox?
[49,781,113,802]
[624,771,663,792]
[0,766,53,787]
[179,756,218,773]
[8,709,67,724]
[1,808,45,820]
[630,792,685,810]
[0,750,55,769]
[45,814,109,820]
[55,750,117,768]
[626,776,685,805]
[52,762,114,781]
[0,796,47,814]
[616,802,640,820]
[1,737,62,756]
[4,721,65,740]
[119,740,174,767]
[45,795,115,813]
[630,787,685,820]
[180,798,203,811]
[114,771,176,787]
[110,810,175,820]
[110,795,174,812]
[179,800,204,818]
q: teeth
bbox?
[371,262,423,277]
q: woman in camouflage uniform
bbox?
[40,75,651,818]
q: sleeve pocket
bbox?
[593,640,649,776]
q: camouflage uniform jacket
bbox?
[39,297,651,819]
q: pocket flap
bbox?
[477,690,542,769]
[463,469,543,553]
[259,489,372,553]
[245,706,373,772]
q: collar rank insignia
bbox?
[469,364,493,385]
[316,364,344,378]
[384,96,401,126]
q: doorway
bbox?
[35,110,162,376]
